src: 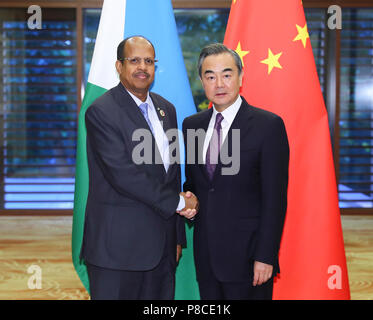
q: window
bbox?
[338,8,373,208]
[0,8,77,210]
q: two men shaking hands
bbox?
[82,37,289,301]
[178,191,199,220]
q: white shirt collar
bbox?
[122,84,153,109]
[212,95,242,127]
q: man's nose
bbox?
[137,58,148,69]
[216,76,224,88]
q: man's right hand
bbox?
[178,191,199,219]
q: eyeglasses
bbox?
[119,57,158,66]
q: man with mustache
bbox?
[183,43,289,299]
[81,36,198,300]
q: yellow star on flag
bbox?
[261,49,283,75]
[235,42,249,66]
[293,23,309,48]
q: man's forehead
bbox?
[202,54,237,74]
[202,53,236,71]
[124,38,155,55]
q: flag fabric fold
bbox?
[72,0,198,297]
[224,0,350,299]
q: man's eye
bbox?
[131,58,139,64]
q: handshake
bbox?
[177,191,199,220]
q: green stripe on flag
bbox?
[72,82,107,293]
[175,223,200,299]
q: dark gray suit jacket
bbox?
[183,96,289,282]
[81,83,186,271]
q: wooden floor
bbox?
[0,215,372,300]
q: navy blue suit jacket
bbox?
[183,97,289,283]
[81,83,186,271]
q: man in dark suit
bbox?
[182,43,289,300]
[81,36,198,300]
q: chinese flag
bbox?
[224,0,350,299]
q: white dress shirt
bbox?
[202,95,242,163]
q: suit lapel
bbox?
[111,83,166,177]
[195,108,213,183]
[150,92,172,134]
[112,83,151,130]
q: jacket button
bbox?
[209,188,215,192]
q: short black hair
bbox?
[117,35,156,61]
[198,43,243,77]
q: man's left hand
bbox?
[253,261,273,286]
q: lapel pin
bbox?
[159,109,165,117]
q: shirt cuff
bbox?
[176,195,185,211]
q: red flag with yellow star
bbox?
[224,0,350,299]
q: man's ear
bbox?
[239,70,244,87]
[115,60,122,74]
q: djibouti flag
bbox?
[71,0,199,299]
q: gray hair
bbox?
[198,43,243,78]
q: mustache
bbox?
[134,71,150,77]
